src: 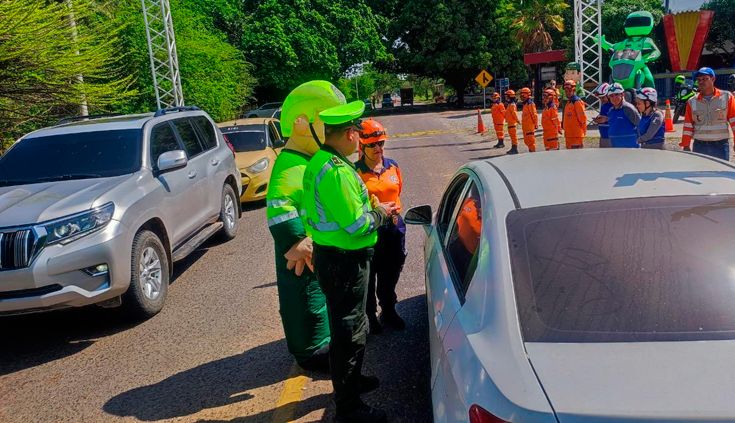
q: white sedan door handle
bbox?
[187,171,197,179]
[434,311,443,331]
[210,159,220,166]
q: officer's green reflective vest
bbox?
[302,146,378,250]
[266,150,312,245]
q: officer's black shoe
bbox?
[335,401,387,423]
[368,314,383,334]
[492,141,505,149]
[359,375,380,393]
[506,145,519,155]
[381,310,406,330]
[297,352,330,373]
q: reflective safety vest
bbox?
[266,150,311,238]
[684,89,735,142]
[302,146,378,250]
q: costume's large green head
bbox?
[624,11,654,37]
[280,80,347,156]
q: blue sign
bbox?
[499,78,509,88]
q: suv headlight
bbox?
[246,158,269,174]
[42,203,115,245]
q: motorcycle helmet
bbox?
[674,75,686,86]
[593,83,610,97]
[606,83,625,95]
[624,11,654,37]
[505,89,516,98]
[636,87,658,104]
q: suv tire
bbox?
[123,230,169,319]
[218,183,239,241]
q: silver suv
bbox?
[0,107,241,319]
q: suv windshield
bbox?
[508,195,735,343]
[222,128,267,152]
[0,129,141,187]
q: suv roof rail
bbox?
[153,106,200,117]
[56,113,124,125]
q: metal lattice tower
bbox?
[141,0,184,109]
[574,0,602,108]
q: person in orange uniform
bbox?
[520,87,538,152]
[490,92,506,149]
[504,90,520,154]
[541,89,562,150]
[355,119,407,334]
[562,79,587,149]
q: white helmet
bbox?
[606,83,625,95]
[594,83,610,97]
[636,87,658,104]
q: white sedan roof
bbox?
[483,149,735,209]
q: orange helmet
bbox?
[520,87,532,96]
[563,79,576,88]
[359,118,387,145]
[544,88,557,97]
[491,92,501,100]
[505,89,516,97]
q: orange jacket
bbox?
[504,102,519,126]
[355,157,403,212]
[456,197,481,255]
[562,97,587,138]
[681,88,735,148]
[490,102,505,125]
[542,106,561,139]
[521,100,538,132]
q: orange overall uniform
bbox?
[562,96,587,149]
[541,103,562,150]
[504,102,519,146]
[521,100,538,152]
[490,101,506,142]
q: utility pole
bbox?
[141,0,184,109]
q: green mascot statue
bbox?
[266,81,346,371]
[596,10,661,91]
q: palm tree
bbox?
[504,0,569,53]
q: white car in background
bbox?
[406,149,735,423]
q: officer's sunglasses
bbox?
[364,141,385,148]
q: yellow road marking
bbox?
[390,129,466,138]
[271,362,310,423]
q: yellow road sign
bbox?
[475,70,493,88]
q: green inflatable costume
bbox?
[266,80,347,370]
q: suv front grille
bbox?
[0,230,36,271]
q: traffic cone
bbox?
[664,99,675,132]
[476,109,486,134]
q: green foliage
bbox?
[600,0,664,42]
[500,0,569,53]
[384,0,527,102]
[241,0,388,101]
[702,0,735,65]
[0,0,136,146]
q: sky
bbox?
[668,0,706,12]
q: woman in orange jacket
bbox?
[504,90,520,154]
[562,79,587,149]
[541,89,562,150]
[490,92,506,148]
[520,87,538,153]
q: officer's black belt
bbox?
[314,244,374,258]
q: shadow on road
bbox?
[241,199,266,212]
[197,393,332,423]
[103,339,317,421]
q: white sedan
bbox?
[406,149,735,423]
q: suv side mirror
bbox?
[273,138,286,148]
[405,205,432,225]
[157,150,187,173]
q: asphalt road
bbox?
[0,110,505,423]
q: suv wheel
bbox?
[219,184,239,240]
[123,230,169,319]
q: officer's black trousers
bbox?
[366,225,406,317]
[313,244,373,413]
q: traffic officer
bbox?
[541,89,561,150]
[606,82,641,148]
[504,89,520,154]
[490,92,506,149]
[562,79,587,149]
[302,100,396,423]
[355,119,407,335]
[680,67,735,160]
[520,87,538,152]
[266,81,342,372]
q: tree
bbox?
[384,0,527,105]
[701,0,735,66]
[501,0,569,53]
[241,0,388,102]
[600,0,664,42]
[0,0,135,146]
